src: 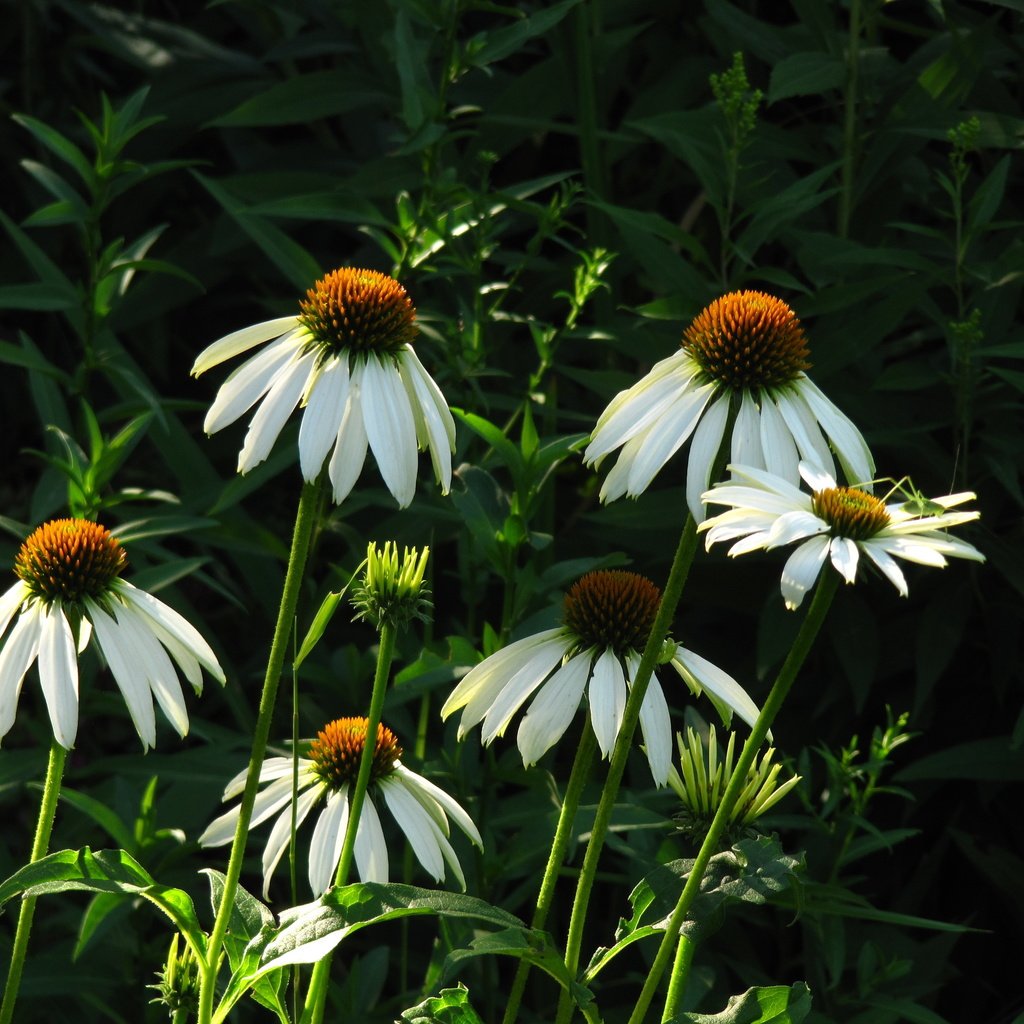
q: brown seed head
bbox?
[563,570,662,656]
[308,717,403,790]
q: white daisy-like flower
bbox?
[0,518,224,751]
[700,462,984,609]
[440,570,763,787]
[200,717,482,898]
[584,290,874,521]
[191,267,456,508]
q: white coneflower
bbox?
[584,291,874,521]
[200,717,482,898]
[441,570,762,786]
[192,268,455,508]
[0,518,224,750]
[700,462,984,609]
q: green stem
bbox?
[197,478,323,1024]
[503,722,598,1024]
[0,738,68,1024]
[662,933,697,1021]
[628,573,839,1024]
[554,516,699,1024]
[302,623,399,1024]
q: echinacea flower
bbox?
[0,518,224,750]
[441,570,762,786]
[667,723,800,841]
[192,268,455,508]
[200,717,482,898]
[700,462,984,609]
[584,291,874,521]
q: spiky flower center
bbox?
[14,518,127,604]
[682,291,811,389]
[308,717,403,791]
[298,268,418,357]
[563,571,661,657]
[812,487,890,540]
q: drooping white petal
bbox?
[222,757,309,800]
[0,582,29,642]
[516,650,593,766]
[308,786,350,895]
[672,648,762,732]
[828,536,860,583]
[766,509,829,548]
[191,317,301,376]
[0,601,42,742]
[37,604,79,750]
[354,794,389,883]
[88,600,156,750]
[798,378,875,488]
[398,351,454,493]
[237,351,317,474]
[401,347,456,448]
[875,536,949,567]
[759,396,801,481]
[199,773,305,847]
[599,432,646,503]
[774,388,835,478]
[628,654,671,786]
[261,782,322,899]
[588,648,627,759]
[380,778,446,881]
[860,540,909,596]
[298,355,349,482]
[393,764,482,849]
[360,355,419,507]
[686,392,730,522]
[731,390,765,470]
[203,334,301,435]
[479,641,570,745]
[327,386,369,505]
[779,536,830,610]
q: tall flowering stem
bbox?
[502,720,598,1024]
[633,571,839,1024]
[554,515,699,1024]
[198,478,324,1024]
[0,738,68,1024]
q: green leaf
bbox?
[468,0,581,66]
[54,787,136,850]
[400,984,485,1024]
[968,154,1010,233]
[295,589,346,669]
[669,982,812,1024]
[0,283,79,312]
[452,409,524,489]
[895,736,1024,782]
[768,52,845,104]
[0,848,206,956]
[13,113,94,185]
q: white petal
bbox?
[360,355,419,507]
[780,536,830,609]
[308,787,349,895]
[758,396,801,481]
[629,654,671,786]
[479,642,570,745]
[38,604,79,750]
[298,355,349,482]
[672,648,763,732]
[588,648,627,759]
[381,779,445,880]
[686,392,730,522]
[876,536,949,567]
[774,388,835,478]
[799,378,875,487]
[238,351,317,473]
[599,432,645,503]
[203,334,301,435]
[327,385,369,504]
[354,794,389,883]
[88,601,156,750]
[402,347,456,447]
[0,602,41,742]
[767,509,829,547]
[829,536,860,583]
[625,382,716,495]
[192,317,301,375]
[398,351,454,493]
[730,390,765,470]
[860,541,909,596]
[393,764,482,848]
[516,651,593,766]
[0,582,29,641]
[261,782,322,899]
[797,460,837,494]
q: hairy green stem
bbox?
[302,622,398,1024]
[0,738,68,1024]
[197,478,323,1024]
[503,722,598,1024]
[554,516,699,1024]
[662,933,697,1021]
[629,573,839,1024]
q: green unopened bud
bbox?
[148,933,200,1017]
[667,724,800,844]
[352,541,432,631]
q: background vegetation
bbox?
[1,1,1021,1021]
